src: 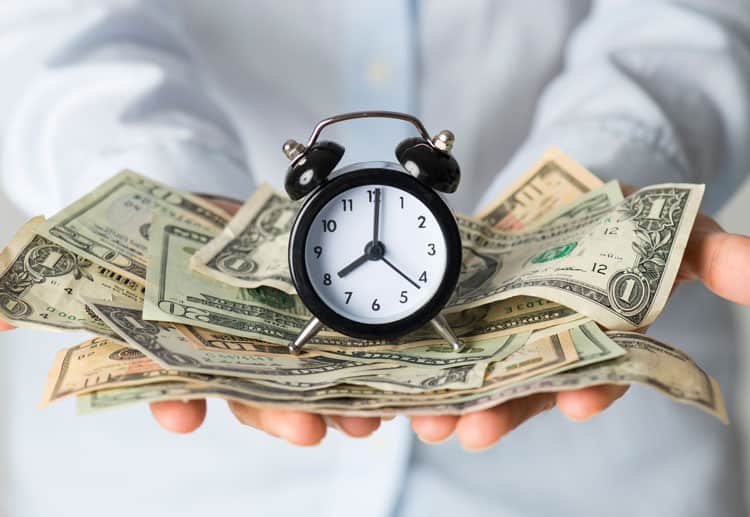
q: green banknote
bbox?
[37,170,230,283]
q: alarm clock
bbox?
[282,111,464,355]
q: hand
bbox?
[411,209,750,450]
[381,256,420,289]
[337,252,369,278]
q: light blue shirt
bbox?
[0,1,748,516]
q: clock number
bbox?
[399,291,408,304]
[344,291,353,304]
[371,298,381,311]
[64,287,73,295]
[323,273,332,285]
[341,199,353,211]
[427,243,436,256]
[367,190,375,202]
[419,271,427,283]
[400,196,405,209]
[322,219,337,232]
[313,246,323,258]
[592,263,608,275]
[417,215,427,229]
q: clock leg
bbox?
[288,317,323,355]
[430,313,465,352]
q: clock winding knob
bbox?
[431,130,455,153]
[283,139,306,161]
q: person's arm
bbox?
[478,0,750,215]
[420,0,750,450]
[1,1,251,216]
[0,2,380,444]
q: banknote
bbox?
[324,322,622,407]
[89,297,382,382]
[0,217,143,334]
[391,331,728,422]
[89,298,499,393]
[448,184,704,330]
[72,329,574,412]
[476,146,604,230]
[145,217,582,349]
[76,329,725,424]
[345,329,579,395]
[36,170,230,283]
[40,336,211,406]
[191,183,298,292]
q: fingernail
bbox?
[461,441,496,453]
[418,434,451,445]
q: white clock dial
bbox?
[304,184,448,324]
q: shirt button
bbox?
[366,58,393,87]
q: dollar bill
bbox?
[191,183,298,292]
[89,298,498,393]
[36,170,230,283]
[72,329,570,412]
[40,336,211,406]
[88,298,383,382]
[391,331,728,422]
[448,184,704,330]
[476,146,604,230]
[145,217,583,349]
[76,330,725,424]
[0,217,143,334]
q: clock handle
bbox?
[288,317,323,355]
[430,314,465,353]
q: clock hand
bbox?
[337,252,370,278]
[372,187,381,243]
[381,256,421,289]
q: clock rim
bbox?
[288,163,462,340]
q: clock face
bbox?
[303,183,448,325]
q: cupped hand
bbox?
[411,210,750,450]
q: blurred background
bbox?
[1,2,749,516]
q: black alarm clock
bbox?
[282,111,464,354]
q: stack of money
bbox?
[0,148,728,423]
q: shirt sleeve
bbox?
[478,0,750,214]
[1,1,253,217]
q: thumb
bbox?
[681,213,750,306]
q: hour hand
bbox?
[337,252,370,278]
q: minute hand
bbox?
[372,187,381,243]
[381,256,420,289]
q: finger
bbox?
[410,415,459,444]
[681,213,750,305]
[0,320,14,331]
[150,399,207,434]
[455,393,556,451]
[556,384,629,421]
[328,416,381,438]
[228,401,327,446]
